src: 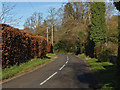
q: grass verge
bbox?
[55,52,74,55]
[2,53,56,81]
[78,54,120,89]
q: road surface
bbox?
[2,54,98,89]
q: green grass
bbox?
[46,53,56,56]
[55,52,74,55]
[78,53,91,60]
[78,53,87,58]
[78,54,120,89]
[2,53,56,80]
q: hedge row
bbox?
[1,24,52,68]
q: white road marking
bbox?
[67,56,69,61]
[40,56,69,86]
[2,56,57,84]
[59,56,69,70]
[40,72,57,85]
[66,61,68,64]
[59,64,66,71]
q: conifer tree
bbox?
[90,2,106,45]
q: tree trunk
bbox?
[47,27,49,42]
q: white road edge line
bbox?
[59,64,65,71]
[40,72,57,85]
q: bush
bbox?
[2,24,51,68]
[95,44,106,58]
[98,48,112,62]
[53,42,59,51]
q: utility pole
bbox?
[47,27,48,42]
[51,25,54,45]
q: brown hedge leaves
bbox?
[1,24,52,68]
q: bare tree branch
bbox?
[0,3,22,26]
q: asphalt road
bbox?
[2,54,98,89]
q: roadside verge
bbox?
[2,53,57,83]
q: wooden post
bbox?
[47,27,48,42]
[51,25,54,45]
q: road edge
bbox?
[2,55,58,84]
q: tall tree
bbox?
[54,2,89,53]
[47,8,57,26]
[46,8,57,45]
[90,2,106,45]
[114,2,120,11]
[113,1,120,70]
[24,12,43,34]
[63,2,74,23]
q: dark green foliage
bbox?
[98,48,112,62]
[114,1,120,11]
[53,40,68,52]
[106,28,118,44]
[94,44,106,58]
[53,42,60,51]
[90,2,106,45]
[54,40,80,53]
[85,37,95,58]
[75,41,81,55]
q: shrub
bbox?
[98,48,112,62]
[95,44,106,58]
[2,24,51,68]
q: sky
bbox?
[1,0,119,2]
[1,2,64,29]
[1,1,119,29]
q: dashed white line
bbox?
[59,64,66,71]
[59,56,69,70]
[66,61,68,64]
[67,56,69,61]
[40,56,69,86]
[40,72,57,85]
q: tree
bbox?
[114,2,120,11]
[54,2,90,54]
[106,2,116,24]
[113,1,120,70]
[47,8,57,26]
[24,12,43,35]
[106,15,118,44]
[90,2,106,45]
[0,3,22,26]
[46,8,57,45]
[72,2,91,25]
[63,2,74,21]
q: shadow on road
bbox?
[75,62,120,89]
[68,55,120,89]
[94,64,120,89]
[70,62,99,89]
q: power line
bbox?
[28,2,36,12]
